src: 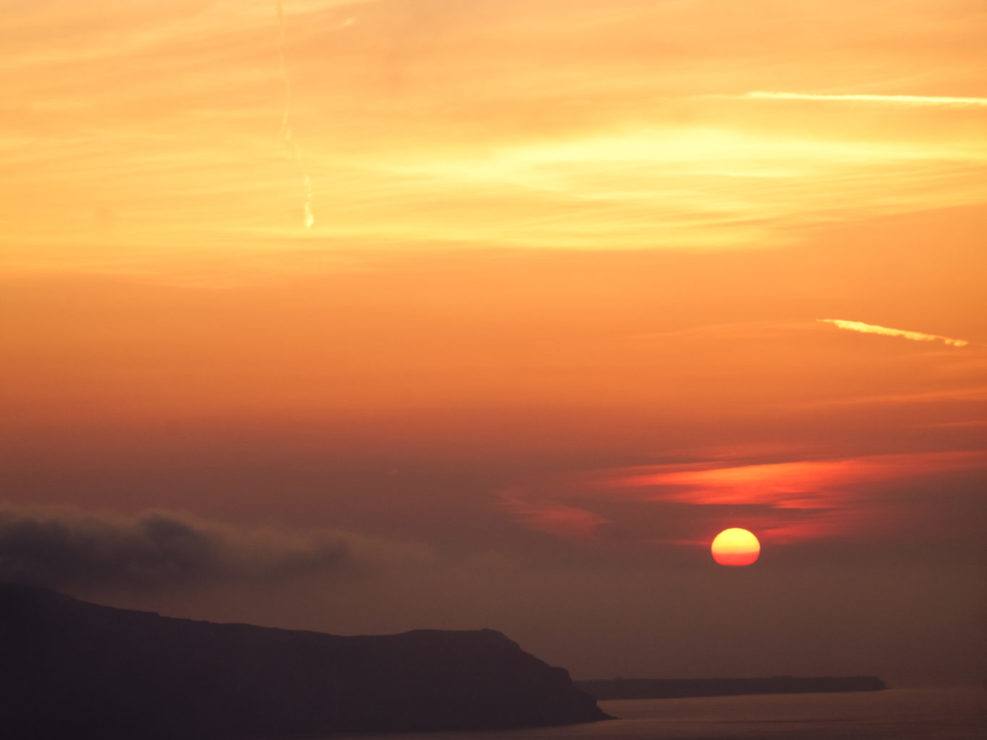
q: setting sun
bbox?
[0,1,983,724]
[711,528,761,567]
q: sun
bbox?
[711,528,760,566]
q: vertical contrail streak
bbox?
[277,0,314,229]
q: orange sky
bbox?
[3,0,986,275]
[1,0,985,684]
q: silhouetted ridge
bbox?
[577,675,887,700]
[0,583,607,739]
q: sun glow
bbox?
[711,528,761,567]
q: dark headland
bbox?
[577,675,886,701]
[0,583,607,739]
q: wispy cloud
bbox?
[747,91,987,107]
[500,493,609,542]
[818,319,969,348]
[500,451,987,548]
[4,1,987,280]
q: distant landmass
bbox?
[577,675,887,701]
[0,583,607,739]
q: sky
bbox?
[1,0,985,686]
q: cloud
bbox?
[501,451,987,550]
[797,385,987,410]
[818,318,969,347]
[746,91,987,107]
[0,506,414,589]
[498,493,608,542]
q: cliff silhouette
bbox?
[0,583,607,739]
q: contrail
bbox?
[818,319,968,348]
[277,0,314,229]
[747,91,987,107]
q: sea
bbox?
[332,688,986,740]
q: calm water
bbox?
[334,689,986,740]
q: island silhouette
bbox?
[577,675,886,701]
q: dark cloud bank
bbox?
[0,505,384,589]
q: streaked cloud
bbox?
[2,0,986,279]
[499,492,609,542]
[747,91,987,107]
[501,452,987,548]
[797,386,987,410]
[819,318,969,347]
